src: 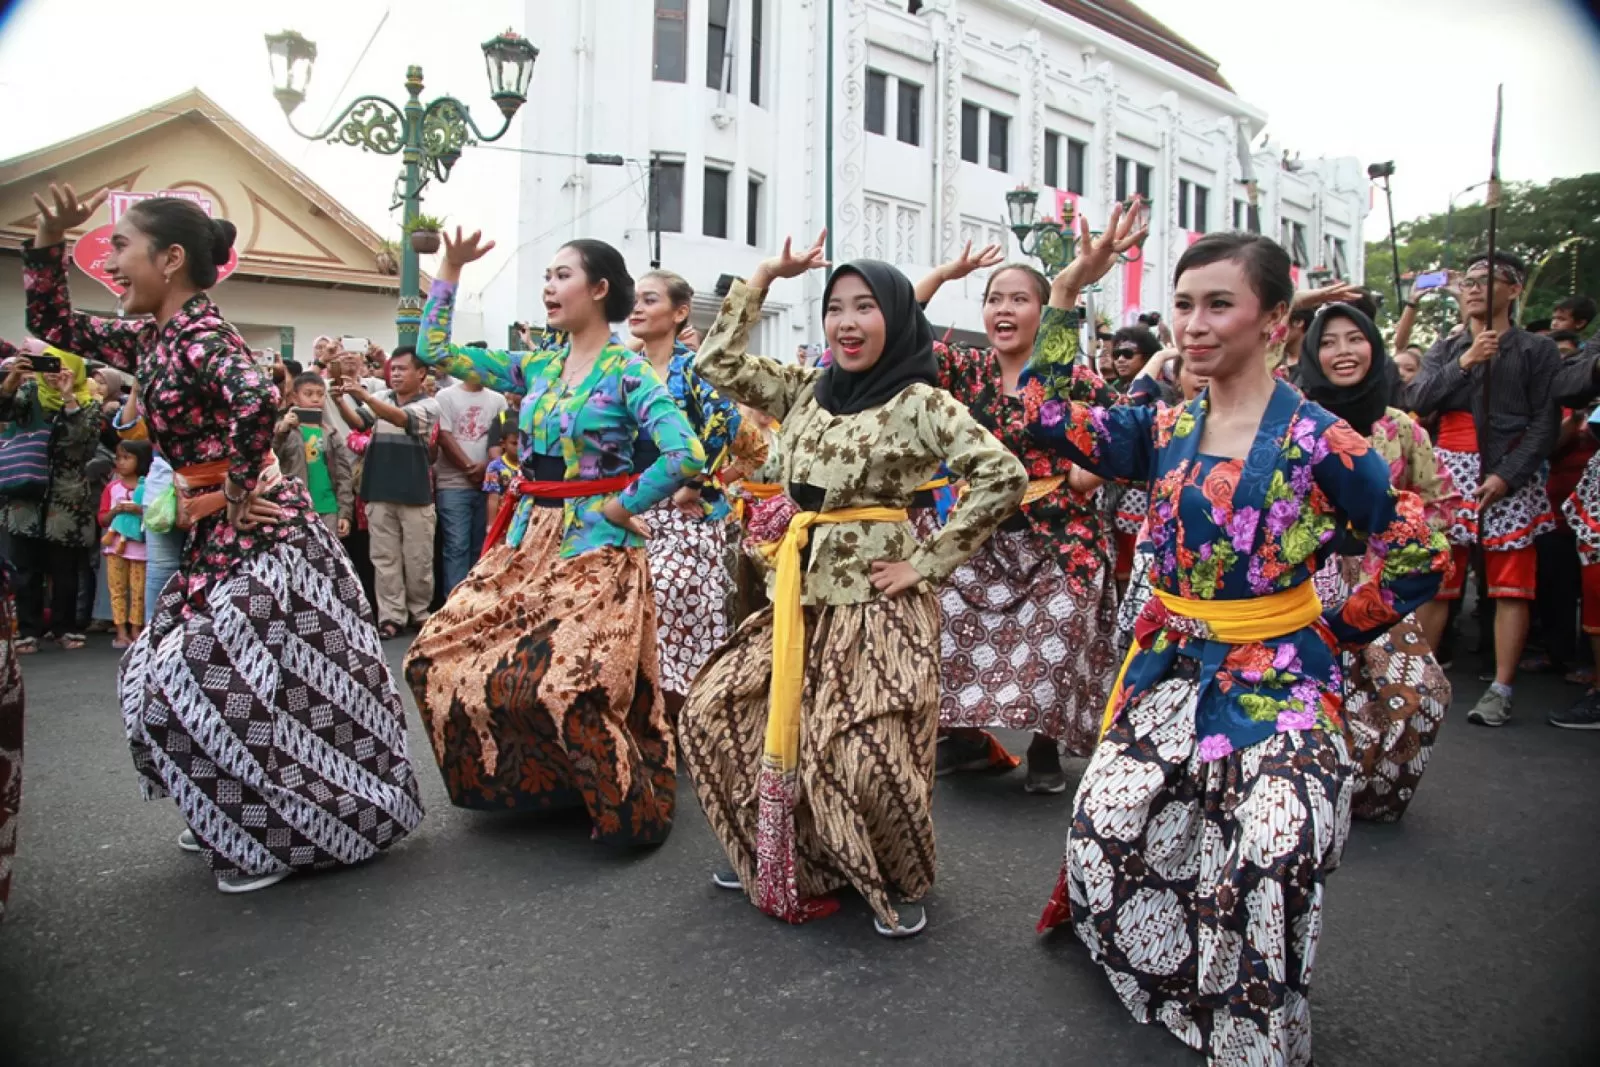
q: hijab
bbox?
[1297,304,1391,436]
[35,345,92,413]
[812,260,939,416]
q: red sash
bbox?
[480,473,635,557]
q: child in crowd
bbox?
[97,439,151,648]
[273,372,354,539]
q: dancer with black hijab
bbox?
[678,233,1026,938]
[1300,303,1457,820]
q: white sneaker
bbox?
[216,869,291,894]
[177,828,202,853]
[711,870,742,890]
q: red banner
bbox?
[72,188,239,297]
[1121,245,1144,325]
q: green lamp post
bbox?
[1005,187,1077,278]
[265,28,538,348]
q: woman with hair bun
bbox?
[405,228,703,846]
[22,184,423,894]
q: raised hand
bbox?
[1051,200,1149,308]
[752,230,830,290]
[32,183,108,247]
[1293,280,1365,311]
[942,239,1005,282]
[442,226,496,268]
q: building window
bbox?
[750,0,763,106]
[1233,198,1247,230]
[650,160,685,233]
[1282,220,1310,266]
[987,112,1009,173]
[653,0,687,83]
[896,80,922,146]
[1178,179,1191,229]
[1193,184,1209,234]
[703,166,730,239]
[1135,163,1152,201]
[1067,137,1087,195]
[707,0,734,90]
[866,71,888,136]
[1043,131,1060,189]
[960,102,980,163]
[1329,235,1348,277]
[747,177,762,247]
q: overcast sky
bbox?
[1,0,1596,246]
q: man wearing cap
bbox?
[1407,251,1562,727]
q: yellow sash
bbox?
[1099,582,1323,737]
[765,506,910,770]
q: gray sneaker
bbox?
[1468,687,1512,727]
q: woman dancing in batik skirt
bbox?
[404,229,702,845]
[624,271,759,716]
[910,245,1117,791]
[24,185,422,894]
[1025,216,1447,1065]
[679,233,1026,938]
[1299,303,1457,822]
[1554,438,1600,728]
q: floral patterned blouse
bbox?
[931,338,1116,597]
[23,243,309,605]
[698,280,1027,606]
[418,279,703,557]
[1368,408,1459,531]
[648,341,742,521]
[1023,306,1449,759]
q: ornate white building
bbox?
[471,0,1367,353]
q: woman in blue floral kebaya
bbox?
[1024,214,1447,1066]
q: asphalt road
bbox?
[1,635,1597,1066]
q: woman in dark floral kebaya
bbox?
[22,184,421,895]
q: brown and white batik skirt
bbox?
[642,501,733,698]
[120,520,423,884]
[1040,671,1353,1066]
[404,507,676,845]
[679,592,940,930]
[926,520,1118,756]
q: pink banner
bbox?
[1054,189,1079,225]
[1184,229,1203,247]
[1121,245,1144,324]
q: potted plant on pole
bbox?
[375,238,400,275]
[407,215,445,255]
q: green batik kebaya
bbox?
[418,279,704,557]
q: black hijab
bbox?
[1297,303,1392,435]
[812,260,939,416]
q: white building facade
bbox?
[472,0,1367,354]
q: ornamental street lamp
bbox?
[1005,187,1076,278]
[265,28,539,348]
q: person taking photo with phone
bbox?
[0,339,100,652]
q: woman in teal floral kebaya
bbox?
[1025,217,1447,1066]
[404,229,703,845]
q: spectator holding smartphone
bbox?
[343,346,441,638]
[0,341,101,652]
[273,372,354,540]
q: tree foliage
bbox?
[1365,172,1600,341]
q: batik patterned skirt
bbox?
[1040,670,1353,1067]
[1562,452,1600,566]
[0,567,22,920]
[404,506,676,845]
[1116,545,1155,655]
[679,592,940,930]
[642,501,732,698]
[120,518,423,882]
[1315,557,1449,822]
[1435,448,1555,550]
[914,512,1116,756]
